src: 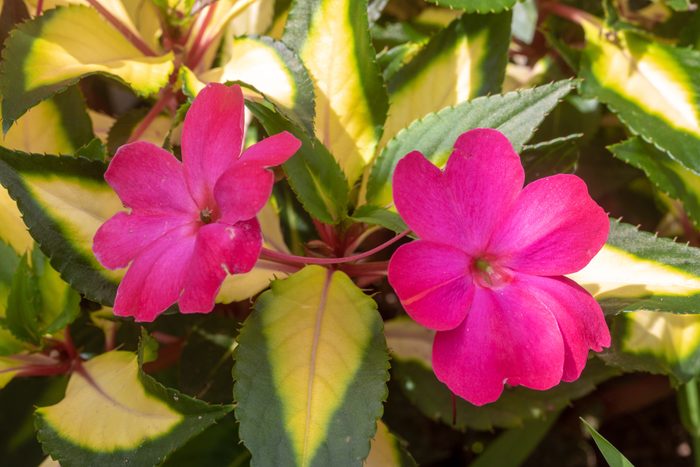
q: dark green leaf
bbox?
[581,418,635,467]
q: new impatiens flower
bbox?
[387,129,611,406]
[93,83,301,322]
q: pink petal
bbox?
[182,83,245,207]
[113,226,197,322]
[432,276,565,406]
[214,165,274,224]
[393,129,524,253]
[388,240,474,331]
[489,174,609,276]
[239,131,301,167]
[93,212,195,269]
[518,274,610,381]
[179,219,262,313]
[105,141,195,214]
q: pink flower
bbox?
[93,83,301,322]
[387,129,611,406]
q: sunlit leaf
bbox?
[35,350,231,466]
[0,5,174,131]
[380,11,511,147]
[188,35,315,131]
[604,310,700,383]
[579,17,700,176]
[365,80,575,207]
[284,0,388,183]
[234,265,389,466]
[0,148,122,305]
[568,220,700,316]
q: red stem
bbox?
[86,0,158,56]
[540,1,599,26]
[36,0,44,15]
[127,88,173,143]
[185,2,217,69]
[259,230,410,266]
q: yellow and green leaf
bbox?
[35,350,231,466]
[283,0,388,184]
[365,421,416,467]
[609,137,700,228]
[234,265,389,466]
[579,18,700,176]
[5,248,80,345]
[380,11,511,148]
[0,148,123,305]
[0,355,25,389]
[1,5,174,131]
[246,100,349,225]
[568,220,700,316]
[186,35,315,131]
[0,86,94,155]
[365,80,575,208]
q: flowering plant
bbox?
[0,0,699,465]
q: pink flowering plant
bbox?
[1,1,700,465]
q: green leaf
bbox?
[385,319,618,430]
[578,18,700,177]
[521,133,581,183]
[234,265,389,466]
[581,418,635,467]
[350,205,408,234]
[0,5,174,132]
[609,137,700,228]
[422,0,516,14]
[196,35,315,133]
[246,100,349,224]
[6,247,80,345]
[162,413,251,466]
[0,148,122,306]
[365,80,576,207]
[0,238,19,316]
[35,350,232,467]
[468,413,560,467]
[380,10,511,148]
[283,0,388,184]
[568,220,700,316]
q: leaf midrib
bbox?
[301,268,334,466]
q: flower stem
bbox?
[127,87,174,143]
[679,378,700,467]
[86,0,158,56]
[185,2,218,70]
[36,0,44,15]
[259,230,410,266]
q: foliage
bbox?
[0,0,700,465]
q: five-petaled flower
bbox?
[387,128,611,406]
[93,83,301,322]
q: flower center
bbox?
[472,256,512,289]
[199,207,214,224]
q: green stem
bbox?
[678,378,700,467]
